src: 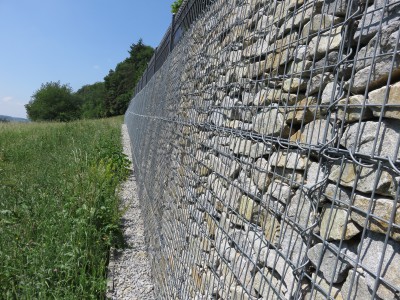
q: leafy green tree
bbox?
[76,82,106,119]
[103,39,154,116]
[25,81,82,121]
[171,0,183,13]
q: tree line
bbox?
[25,39,154,121]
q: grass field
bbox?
[0,117,130,299]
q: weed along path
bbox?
[107,124,155,300]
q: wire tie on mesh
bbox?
[320,148,342,161]
[277,138,290,150]
[388,156,400,176]
[342,5,360,30]
[295,140,308,152]
[348,150,375,168]
[292,257,310,275]
[334,48,353,73]
[326,91,346,113]
[317,128,339,155]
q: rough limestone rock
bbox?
[256,15,274,31]
[271,166,305,187]
[341,269,373,300]
[279,3,323,36]
[249,142,272,158]
[262,249,299,298]
[209,110,226,126]
[266,180,293,204]
[359,231,400,299]
[242,91,255,105]
[207,154,241,179]
[230,229,255,260]
[305,273,344,300]
[322,0,360,17]
[236,173,260,198]
[201,270,219,296]
[321,81,343,112]
[233,255,258,296]
[340,120,400,160]
[252,158,271,191]
[351,21,400,92]
[350,58,400,93]
[308,26,342,57]
[229,285,255,300]
[259,208,281,241]
[287,59,313,76]
[277,221,307,266]
[247,60,267,78]
[320,206,360,240]
[230,138,253,156]
[300,14,343,40]
[307,241,357,283]
[240,108,257,123]
[282,77,308,93]
[285,97,318,125]
[243,30,277,57]
[354,0,400,43]
[355,21,400,71]
[219,262,237,296]
[293,44,311,61]
[225,184,243,211]
[305,161,326,188]
[269,150,309,170]
[263,33,299,70]
[351,194,400,241]
[286,189,314,229]
[328,161,396,197]
[293,119,334,146]
[336,95,373,123]
[239,195,260,222]
[307,72,334,95]
[261,193,286,216]
[253,268,286,300]
[323,183,352,206]
[253,107,290,137]
[254,88,301,106]
[368,81,400,120]
[215,226,232,255]
[246,230,269,262]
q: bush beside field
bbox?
[0,117,129,299]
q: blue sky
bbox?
[0,0,172,118]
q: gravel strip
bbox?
[107,124,155,300]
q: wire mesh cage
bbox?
[125,0,400,299]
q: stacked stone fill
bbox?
[125,0,400,298]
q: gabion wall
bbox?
[125,0,400,299]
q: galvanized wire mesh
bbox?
[125,0,400,299]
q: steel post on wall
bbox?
[170,13,175,53]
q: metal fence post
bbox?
[154,48,157,75]
[170,14,176,53]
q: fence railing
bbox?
[134,0,215,96]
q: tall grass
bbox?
[0,117,129,299]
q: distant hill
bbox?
[0,115,29,123]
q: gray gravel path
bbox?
[107,124,155,300]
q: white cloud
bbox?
[2,96,13,102]
[93,65,100,70]
[0,97,27,118]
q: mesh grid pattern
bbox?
[125,0,400,298]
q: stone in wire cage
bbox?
[126,0,400,299]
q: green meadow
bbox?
[0,117,129,299]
